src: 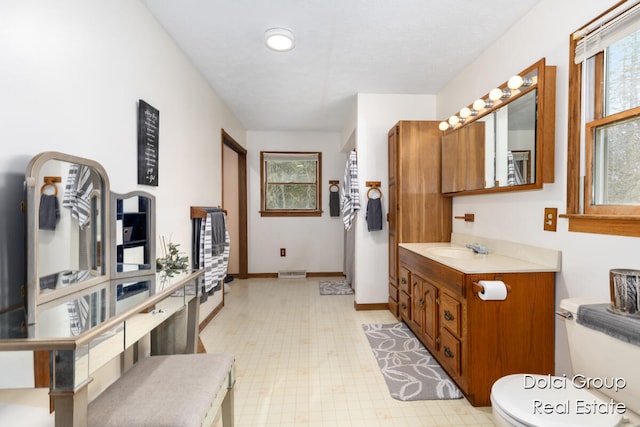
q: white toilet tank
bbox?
[561,297,640,415]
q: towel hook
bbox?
[365,181,382,200]
[40,176,61,197]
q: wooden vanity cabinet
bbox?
[398,246,555,407]
[388,121,452,319]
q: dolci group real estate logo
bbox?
[524,374,627,416]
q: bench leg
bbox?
[221,386,234,427]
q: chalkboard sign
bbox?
[137,100,159,186]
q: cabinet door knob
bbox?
[401,303,407,309]
[419,298,425,306]
[444,346,454,358]
[400,278,407,284]
[444,310,455,321]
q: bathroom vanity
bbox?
[398,235,561,406]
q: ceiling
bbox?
[142,0,541,132]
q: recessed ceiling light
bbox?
[264,28,295,52]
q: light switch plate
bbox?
[544,208,557,232]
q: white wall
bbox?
[0,0,245,310]
[246,131,345,274]
[437,0,637,375]
[353,94,437,304]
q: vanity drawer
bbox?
[388,282,398,302]
[399,290,411,322]
[439,329,461,377]
[399,267,411,294]
[440,292,461,337]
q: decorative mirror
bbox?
[440,58,556,195]
[25,152,111,324]
[110,191,156,279]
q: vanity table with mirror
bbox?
[440,58,556,195]
[0,151,200,427]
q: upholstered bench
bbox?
[88,353,235,427]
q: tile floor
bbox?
[200,277,495,427]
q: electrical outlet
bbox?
[280,248,286,257]
[543,208,557,232]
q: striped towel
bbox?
[199,213,230,293]
[62,164,94,228]
[341,149,360,230]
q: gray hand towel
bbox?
[39,194,60,230]
[366,198,383,231]
[329,191,340,217]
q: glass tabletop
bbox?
[0,270,200,341]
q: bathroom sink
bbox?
[426,246,477,260]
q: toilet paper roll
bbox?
[478,280,508,301]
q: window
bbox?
[260,151,322,217]
[565,1,640,236]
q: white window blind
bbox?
[262,152,319,162]
[574,0,640,63]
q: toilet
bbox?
[491,298,640,427]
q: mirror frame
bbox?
[110,190,156,279]
[25,151,111,324]
[440,58,556,196]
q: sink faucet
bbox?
[466,243,488,255]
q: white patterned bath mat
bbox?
[318,280,354,295]
[362,322,462,401]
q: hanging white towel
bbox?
[341,149,360,230]
[62,164,94,228]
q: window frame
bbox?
[564,1,640,237]
[259,151,322,217]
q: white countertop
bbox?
[399,234,561,274]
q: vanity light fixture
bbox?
[264,28,296,52]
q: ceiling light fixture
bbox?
[264,28,295,52]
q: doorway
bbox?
[221,129,248,279]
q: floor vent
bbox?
[278,270,307,279]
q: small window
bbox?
[565,3,640,236]
[584,28,640,215]
[260,151,322,217]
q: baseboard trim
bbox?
[354,302,388,311]
[307,272,345,278]
[246,272,345,279]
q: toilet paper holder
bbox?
[473,281,511,295]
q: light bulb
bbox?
[489,88,504,101]
[508,75,524,90]
[448,115,460,126]
[473,99,486,111]
[460,107,472,118]
[439,121,450,131]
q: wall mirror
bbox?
[111,191,156,279]
[440,58,556,195]
[25,152,111,324]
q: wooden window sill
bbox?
[560,213,640,237]
[260,210,322,217]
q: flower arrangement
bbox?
[156,236,189,277]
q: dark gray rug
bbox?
[319,280,354,295]
[362,322,463,401]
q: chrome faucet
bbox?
[466,243,488,255]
